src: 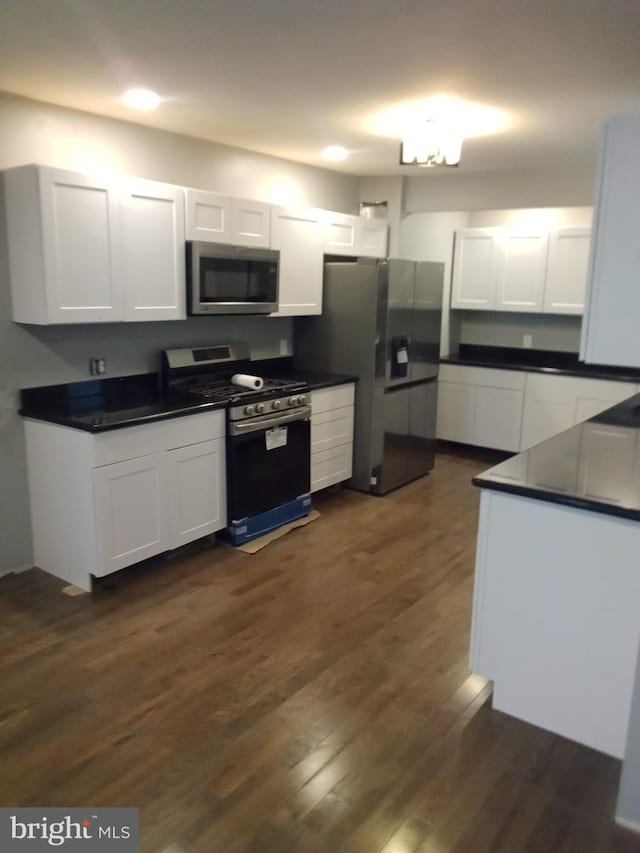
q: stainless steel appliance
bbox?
[162,344,311,543]
[187,242,279,314]
[295,258,444,495]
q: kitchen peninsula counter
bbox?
[470,391,640,759]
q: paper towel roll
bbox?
[231,373,264,390]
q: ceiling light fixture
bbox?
[400,118,463,167]
[321,145,350,162]
[121,88,162,111]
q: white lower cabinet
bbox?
[310,384,355,492]
[438,363,638,453]
[24,411,226,591]
[437,365,524,452]
[167,439,226,548]
[93,452,169,576]
[521,373,638,449]
[436,382,475,444]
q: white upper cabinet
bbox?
[270,206,324,316]
[544,227,590,315]
[450,228,500,309]
[184,189,270,247]
[5,166,186,324]
[5,165,123,324]
[121,179,186,321]
[323,211,387,258]
[230,197,270,247]
[581,117,640,368]
[358,219,388,258]
[495,231,548,312]
[325,211,358,255]
[451,225,591,315]
[184,189,231,243]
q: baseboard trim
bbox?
[615,815,640,836]
[0,564,33,578]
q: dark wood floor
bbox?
[1,447,639,853]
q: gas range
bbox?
[162,343,312,546]
[161,343,310,420]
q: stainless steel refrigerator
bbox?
[295,258,444,495]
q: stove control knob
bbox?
[288,396,298,407]
[272,399,283,411]
[244,405,256,416]
[255,402,265,414]
[297,394,308,406]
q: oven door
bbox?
[227,409,311,521]
[188,242,279,315]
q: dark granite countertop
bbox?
[20,373,225,433]
[474,392,640,521]
[254,357,358,391]
[441,344,640,383]
[19,361,357,433]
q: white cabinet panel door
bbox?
[574,380,637,424]
[520,375,577,449]
[474,387,523,452]
[544,228,590,315]
[230,198,270,248]
[323,213,387,258]
[359,220,388,258]
[451,229,499,309]
[39,167,122,323]
[270,206,324,316]
[325,212,358,255]
[496,232,548,312]
[121,180,186,321]
[167,439,227,548]
[184,189,231,243]
[93,452,169,576]
[436,382,475,443]
[577,424,640,505]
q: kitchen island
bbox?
[470,392,640,758]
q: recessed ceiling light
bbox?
[321,146,350,162]
[121,88,162,111]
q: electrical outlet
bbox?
[523,334,533,349]
[280,339,289,356]
[89,358,107,375]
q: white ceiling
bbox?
[0,0,638,176]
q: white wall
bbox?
[404,164,595,213]
[0,91,360,574]
[0,91,360,211]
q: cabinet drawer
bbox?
[311,406,354,453]
[311,383,355,414]
[311,443,353,492]
[93,410,225,467]
[439,364,525,391]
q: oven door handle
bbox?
[229,406,311,436]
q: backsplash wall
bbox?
[455,311,582,353]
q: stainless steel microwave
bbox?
[187,241,279,315]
